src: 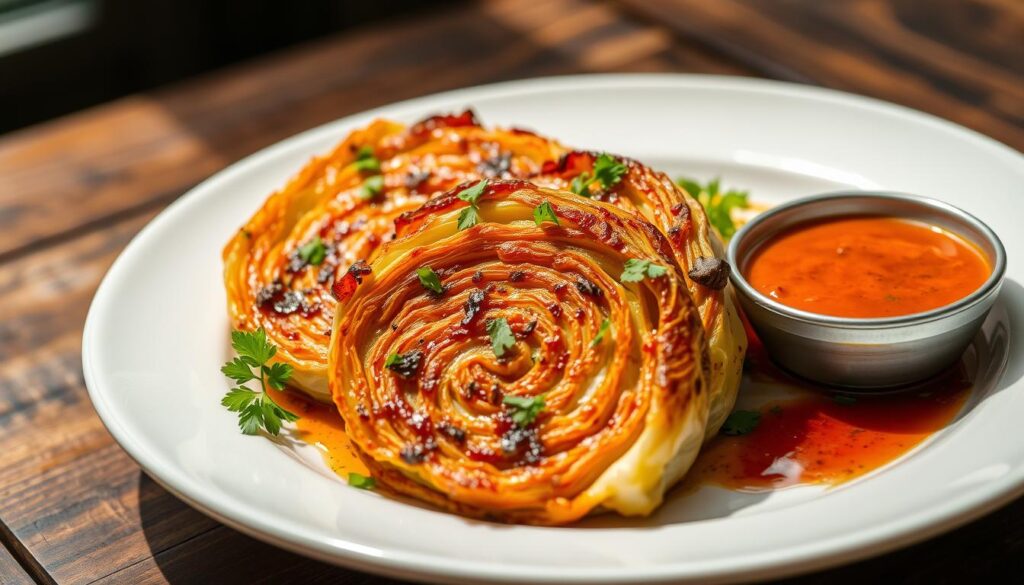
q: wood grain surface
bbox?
[0,0,1020,583]
[0,540,33,585]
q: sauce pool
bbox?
[745,216,991,318]
[684,326,971,491]
[267,387,368,478]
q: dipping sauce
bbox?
[745,216,991,318]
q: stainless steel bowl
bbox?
[726,191,1006,389]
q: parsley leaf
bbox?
[221,388,258,412]
[348,473,376,489]
[360,175,385,200]
[384,350,423,379]
[620,258,668,282]
[675,176,750,239]
[221,328,299,436]
[503,394,545,427]
[221,357,258,383]
[456,180,488,230]
[570,173,591,197]
[416,266,444,294]
[533,201,559,226]
[487,317,516,358]
[592,153,627,189]
[238,403,264,435]
[354,146,380,173]
[297,236,326,266]
[457,179,488,204]
[457,205,480,230]
[571,153,627,196]
[721,410,761,436]
[590,318,611,348]
[231,328,276,365]
[264,362,293,391]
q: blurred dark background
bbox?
[0,0,459,134]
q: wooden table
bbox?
[1,0,1020,582]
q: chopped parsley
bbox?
[297,236,326,266]
[533,201,559,226]
[676,176,750,239]
[416,266,444,294]
[457,179,488,230]
[354,146,381,173]
[571,153,627,196]
[457,205,480,230]
[590,318,611,348]
[384,350,423,379]
[620,258,668,282]
[486,317,516,357]
[348,472,376,490]
[220,328,299,436]
[503,394,545,427]
[457,178,488,204]
[721,410,761,436]
[360,175,385,200]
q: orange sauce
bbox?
[267,387,368,478]
[687,332,971,490]
[745,216,990,318]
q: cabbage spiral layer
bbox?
[531,151,746,438]
[329,181,711,524]
[223,113,566,400]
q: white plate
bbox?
[83,75,1024,584]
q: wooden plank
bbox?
[613,0,1024,151]
[0,542,34,585]
[0,0,754,263]
[0,211,225,583]
[93,490,405,585]
[0,1,755,583]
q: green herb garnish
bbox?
[503,394,546,427]
[360,175,385,200]
[832,394,858,406]
[354,146,380,173]
[348,473,376,490]
[457,179,488,204]
[297,236,326,266]
[384,349,423,379]
[220,328,299,436]
[571,153,627,196]
[721,410,761,436]
[533,201,559,226]
[416,266,444,294]
[456,179,488,230]
[487,317,516,357]
[620,258,668,282]
[590,318,611,348]
[457,205,480,230]
[676,176,750,239]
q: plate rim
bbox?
[82,73,1024,584]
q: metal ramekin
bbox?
[726,191,1006,389]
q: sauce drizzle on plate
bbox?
[684,329,971,490]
